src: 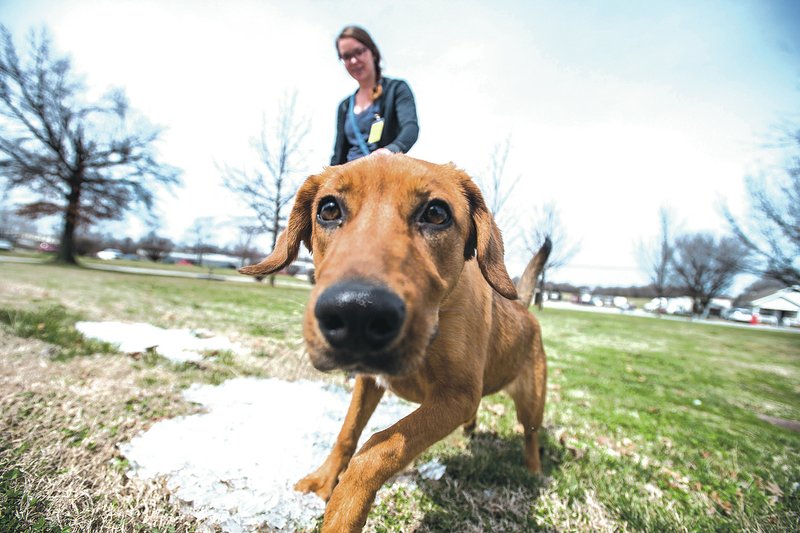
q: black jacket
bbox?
[331,77,419,165]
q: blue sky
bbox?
[1,0,798,288]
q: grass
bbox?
[0,466,68,533]
[531,310,799,531]
[0,305,117,360]
[1,261,798,531]
[0,261,309,339]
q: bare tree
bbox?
[734,277,784,307]
[722,129,800,286]
[637,206,677,298]
[187,216,215,267]
[475,137,521,221]
[670,232,748,316]
[231,220,263,268]
[523,201,580,308]
[221,93,309,286]
[0,26,180,264]
[138,230,174,262]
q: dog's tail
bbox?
[516,237,552,309]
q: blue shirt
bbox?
[345,100,380,162]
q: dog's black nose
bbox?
[314,280,405,353]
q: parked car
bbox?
[284,259,315,279]
[757,314,779,326]
[723,308,753,323]
[0,238,13,251]
[38,242,58,252]
[96,248,123,260]
[782,316,800,328]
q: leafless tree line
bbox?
[476,137,580,307]
[219,93,310,285]
[722,129,800,287]
[638,126,799,315]
[0,26,180,264]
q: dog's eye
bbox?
[420,201,451,226]
[317,197,343,225]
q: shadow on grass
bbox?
[414,430,563,532]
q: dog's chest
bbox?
[377,374,426,405]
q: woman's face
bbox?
[337,37,375,84]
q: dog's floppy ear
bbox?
[462,178,518,300]
[239,174,320,277]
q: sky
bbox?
[1,0,798,289]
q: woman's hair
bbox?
[336,25,383,100]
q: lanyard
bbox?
[348,94,371,157]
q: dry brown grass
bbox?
[0,329,201,531]
[5,263,797,531]
[0,270,334,531]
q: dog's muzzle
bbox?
[314,279,406,372]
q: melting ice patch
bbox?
[75,321,246,363]
[120,377,418,532]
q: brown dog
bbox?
[241,154,550,532]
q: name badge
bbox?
[368,118,384,144]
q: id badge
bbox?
[368,117,384,144]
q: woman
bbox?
[331,26,419,165]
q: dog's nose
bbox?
[314,280,405,353]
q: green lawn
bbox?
[1,262,798,531]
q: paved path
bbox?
[0,255,312,289]
[0,255,42,264]
[544,300,800,333]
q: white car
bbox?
[757,314,779,326]
[0,238,13,251]
[724,308,753,323]
[782,316,800,328]
[96,248,122,260]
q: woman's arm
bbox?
[384,81,419,154]
[330,99,350,165]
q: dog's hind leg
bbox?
[505,347,546,473]
[462,411,478,436]
[294,375,385,501]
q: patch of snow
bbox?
[566,389,590,399]
[75,321,247,363]
[120,377,417,531]
[643,483,663,500]
[417,458,446,481]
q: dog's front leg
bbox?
[295,375,385,501]
[321,394,478,532]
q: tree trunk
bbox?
[55,179,81,265]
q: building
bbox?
[751,286,800,327]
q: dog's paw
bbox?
[295,471,337,502]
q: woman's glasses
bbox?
[340,46,369,63]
